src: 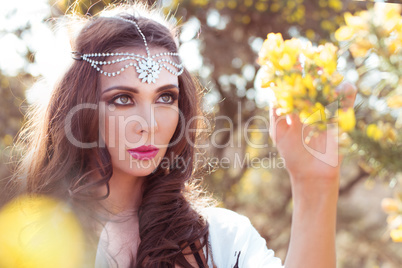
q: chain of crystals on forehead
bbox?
[72,17,184,84]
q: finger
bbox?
[336,82,357,109]
[286,112,302,128]
[288,113,315,145]
[269,107,289,146]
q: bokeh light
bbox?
[0,195,85,268]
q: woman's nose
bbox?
[134,104,159,135]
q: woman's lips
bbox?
[127,145,159,160]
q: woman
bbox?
[9,3,355,268]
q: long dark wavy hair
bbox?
[10,3,213,267]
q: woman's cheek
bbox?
[155,106,180,143]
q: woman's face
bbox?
[99,47,180,178]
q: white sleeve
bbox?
[203,207,284,268]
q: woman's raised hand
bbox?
[269,82,357,191]
[268,82,357,268]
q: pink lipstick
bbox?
[127,145,159,160]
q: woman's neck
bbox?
[102,169,144,215]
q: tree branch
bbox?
[339,167,370,196]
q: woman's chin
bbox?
[118,165,155,177]
[111,154,167,178]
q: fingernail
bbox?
[286,115,292,125]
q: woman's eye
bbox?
[112,95,133,105]
[157,93,175,104]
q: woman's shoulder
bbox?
[200,207,283,268]
[202,207,251,227]
[201,207,261,246]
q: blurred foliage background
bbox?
[1,0,401,267]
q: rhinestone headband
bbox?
[72,17,184,84]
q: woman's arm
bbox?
[269,83,356,268]
[284,167,339,268]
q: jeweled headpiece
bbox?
[72,17,184,84]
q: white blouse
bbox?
[202,207,283,268]
[95,207,284,268]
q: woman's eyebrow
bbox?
[102,84,179,95]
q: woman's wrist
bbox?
[289,173,340,207]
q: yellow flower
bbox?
[301,73,318,99]
[382,198,400,213]
[355,37,373,52]
[387,95,402,108]
[331,72,344,86]
[390,227,402,243]
[387,38,402,54]
[279,98,294,113]
[291,74,306,96]
[303,73,314,90]
[281,73,307,97]
[383,17,401,35]
[322,84,331,97]
[293,98,309,111]
[315,43,338,75]
[259,33,284,65]
[279,53,294,70]
[349,42,370,58]
[300,102,326,125]
[267,32,284,47]
[283,38,302,60]
[260,72,275,88]
[395,19,402,34]
[344,12,369,31]
[366,124,383,141]
[273,88,294,113]
[301,41,315,60]
[334,26,355,41]
[375,3,402,35]
[338,108,356,132]
[383,3,402,20]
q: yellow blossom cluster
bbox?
[334,3,402,143]
[335,4,402,58]
[258,32,355,132]
[335,3,402,111]
[366,122,397,145]
[381,196,402,242]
